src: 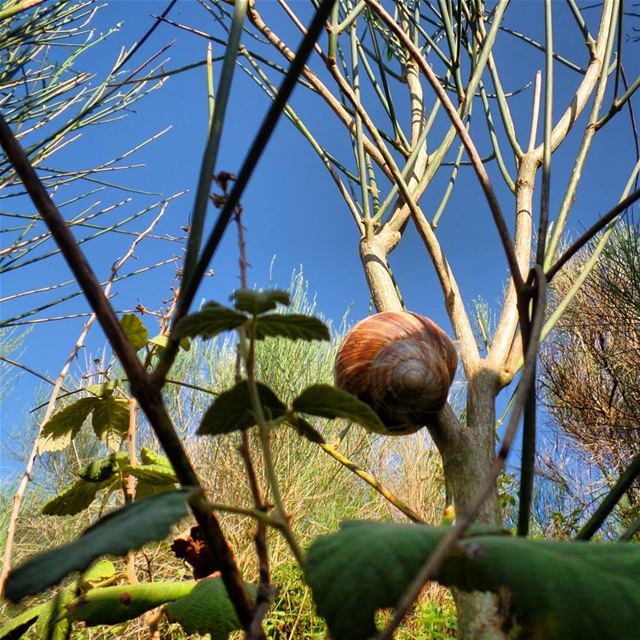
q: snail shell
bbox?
[334,311,458,435]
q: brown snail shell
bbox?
[334,311,458,435]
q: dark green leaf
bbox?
[173,302,247,340]
[0,602,46,639]
[79,453,127,483]
[292,385,385,433]
[41,479,108,516]
[231,288,290,315]
[253,314,330,341]
[306,522,640,640]
[290,417,325,444]
[6,489,193,603]
[38,397,99,452]
[197,380,287,436]
[166,577,257,640]
[92,397,130,448]
[121,314,149,350]
[66,581,196,626]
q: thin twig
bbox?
[0,114,257,630]
[546,187,640,281]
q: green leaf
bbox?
[149,334,190,351]
[197,380,287,436]
[140,447,172,468]
[81,559,116,589]
[78,453,127,483]
[41,479,107,516]
[123,464,178,485]
[121,314,149,350]
[92,397,130,448]
[6,489,193,603]
[166,577,257,640]
[306,522,640,640]
[34,585,75,640]
[253,314,330,341]
[86,379,118,397]
[0,602,46,640]
[38,397,99,452]
[231,288,290,315]
[66,581,196,626]
[173,302,247,340]
[289,416,325,444]
[292,385,385,433]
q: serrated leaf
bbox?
[86,380,118,397]
[166,577,257,640]
[197,380,287,436]
[173,302,247,340]
[38,397,99,452]
[231,288,290,315]
[123,464,178,485]
[0,602,46,639]
[92,397,130,448]
[292,384,385,433]
[79,453,127,483]
[253,314,330,341]
[139,447,172,468]
[306,522,640,640]
[66,581,196,626]
[41,479,107,516]
[81,559,116,589]
[121,314,149,350]
[6,489,193,603]
[289,417,325,444]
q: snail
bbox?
[334,311,458,435]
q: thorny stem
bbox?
[0,114,257,632]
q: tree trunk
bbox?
[360,241,509,639]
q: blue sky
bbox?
[1,1,639,478]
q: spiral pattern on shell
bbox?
[334,311,458,435]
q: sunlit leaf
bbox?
[81,559,116,589]
[231,288,290,315]
[38,397,99,452]
[198,380,287,435]
[6,489,194,603]
[292,384,385,433]
[306,522,640,640]
[92,397,130,448]
[140,447,172,468]
[253,314,330,341]
[123,464,178,485]
[86,380,118,397]
[41,480,108,516]
[121,314,149,350]
[173,302,247,340]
